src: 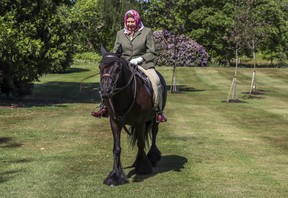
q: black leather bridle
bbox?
[100,54,138,135]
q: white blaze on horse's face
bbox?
[126,17,137,31]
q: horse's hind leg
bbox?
[147,121,161,167]
[133,125,153,175]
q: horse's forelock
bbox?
[101,54,129,70]
[102,53,119,65]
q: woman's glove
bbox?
[130,57,143,65]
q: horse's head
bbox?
[99,46,128,98]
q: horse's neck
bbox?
[112,66,135,109]
[119,64,132,87]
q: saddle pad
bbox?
[136,66,153,97]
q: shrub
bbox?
[73,52,102,63]
[153,30,209,67]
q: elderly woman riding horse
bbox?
[95,9,168,186]
[92,9,167,122]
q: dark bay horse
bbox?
[99,46,167,186]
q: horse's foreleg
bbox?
[147,121,161,167]
[103,119,129,186]
[133,125,153,175]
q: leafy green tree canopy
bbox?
[143,0,288,65]
[71,0,141,52]
[0,0,75,97]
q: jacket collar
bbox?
[124,28,143,41]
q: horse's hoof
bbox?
[133,152,153,175]
[135,160,153,175]
[103,170,129,186]
[147,154,161,167]
[147,146,162,167]
[135,165,153,175]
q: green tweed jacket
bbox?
[113,27,156,69]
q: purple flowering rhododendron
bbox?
[153,30,209,67]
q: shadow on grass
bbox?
[0,137,32,184]
[126,155,188,183]
[0,169,25,184]
[0,82,101,108]
[0,137,23,148]
[0,83,202,108]
[0,137,12,144]
[57,67,90,74]
[221,99,248,103]
[241,90,265,99]
[166,85,204,93]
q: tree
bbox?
[143,0,287,65]
[0,0,75,97]
[257,0,288,64]
[226,0,249,102]
[175,0,235,64]
[71,0,141,52]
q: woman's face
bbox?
[126,17,137,31]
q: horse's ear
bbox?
[100,45,107,56]
[115,44,123,57]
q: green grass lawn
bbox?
[1,63,288,198]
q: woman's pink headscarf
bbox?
[124,10,144,35]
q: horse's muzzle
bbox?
[101,92,111,99]
[100,75,116,98]
[100,86,114,98]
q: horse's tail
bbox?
[129,120,153,148]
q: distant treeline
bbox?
[1,0,287,96]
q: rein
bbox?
[79,72,100,93]
[108,73,135,97]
